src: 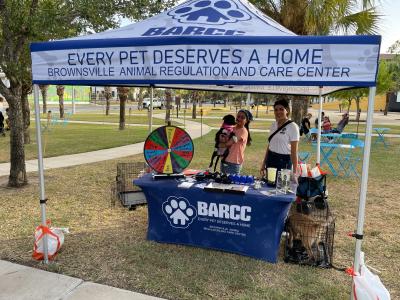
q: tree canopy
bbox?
[0,0,177,186]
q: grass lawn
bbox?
[344,123,400,135]
[191,117,274,130]
[67,113,166,125]
[0,129,399,299]
[0,123,150,163]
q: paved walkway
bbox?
[0,115,211,177]
[0,260,163,300]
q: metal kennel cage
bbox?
[110,162,148,210]
[284,196,335,268]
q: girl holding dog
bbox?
[260,99,299,178]
[221,109,253,175]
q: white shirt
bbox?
[268,121,300,155]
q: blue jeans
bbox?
[220,161,242,175]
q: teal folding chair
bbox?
[62,112,72,126]
[337,139,364,177]
[298,151,311,163]
[309,128,318,143]
[50,115,59,126]
[341,133,358,140]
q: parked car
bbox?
[142,98,164,109]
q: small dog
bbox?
[208,114,236,172]
[287,204,334,263]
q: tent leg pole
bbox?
[351,86,376,297]
[34,84,49,264]
[353,86,376,269]
[316,86,323,164]
[149,86,153,133]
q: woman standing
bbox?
[260,99,299,177]
[221,109,252,175]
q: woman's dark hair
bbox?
[238,109,252,146]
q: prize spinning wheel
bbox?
[144,126,194,174]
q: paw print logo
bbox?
[358,46,379,71]
[168,0,251,25]
[162,196,197,228]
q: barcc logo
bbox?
[162,196,197,228]
[169,0,251,25]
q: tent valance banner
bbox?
[30,0,381,95]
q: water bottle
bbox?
[248,175,254,185]
[232,174,239,184]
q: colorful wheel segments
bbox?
[144,126,194,174]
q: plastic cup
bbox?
[267,167,277,186]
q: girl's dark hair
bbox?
[238,110,253,146]
[245,122,252,146]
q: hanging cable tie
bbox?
[345,266,356,277]
[347,232,363,240]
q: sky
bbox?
[378,0,400,53]
[120,0,399,53]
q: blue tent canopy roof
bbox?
[30,0,381,95]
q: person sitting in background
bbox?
[315,111,325,128]
[300,113,312,136]
[331,113,349,133]
[322,116,332,133]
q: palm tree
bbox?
[191,90,200,119]
[165,88,172,123]
[56,85,65,119]
[39,84,49,115]
[251,0,380,124]
[117,86,129,130]
[104,86,112,116]
[382,41,400,115]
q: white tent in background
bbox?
[30,0,380,291]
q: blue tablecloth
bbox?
[134,174,295,263]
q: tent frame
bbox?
[33,84,377,274]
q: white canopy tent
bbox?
[30,0,380,287]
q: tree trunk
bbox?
[291,95,307,125]
[22,92,30,144]
[56,85,65,119]
[355,98,361,122]
[165,89,172,123]
[384,92,392,116]
[104,86,112,116]
[256,98,259,118]
[7,93,27,187]
[117,87,129,130]
[347,99,352,114]
[39,85,49,115]
[191,91,198,119]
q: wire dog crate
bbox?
[110,162,148,210]
[284,195,335,268]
